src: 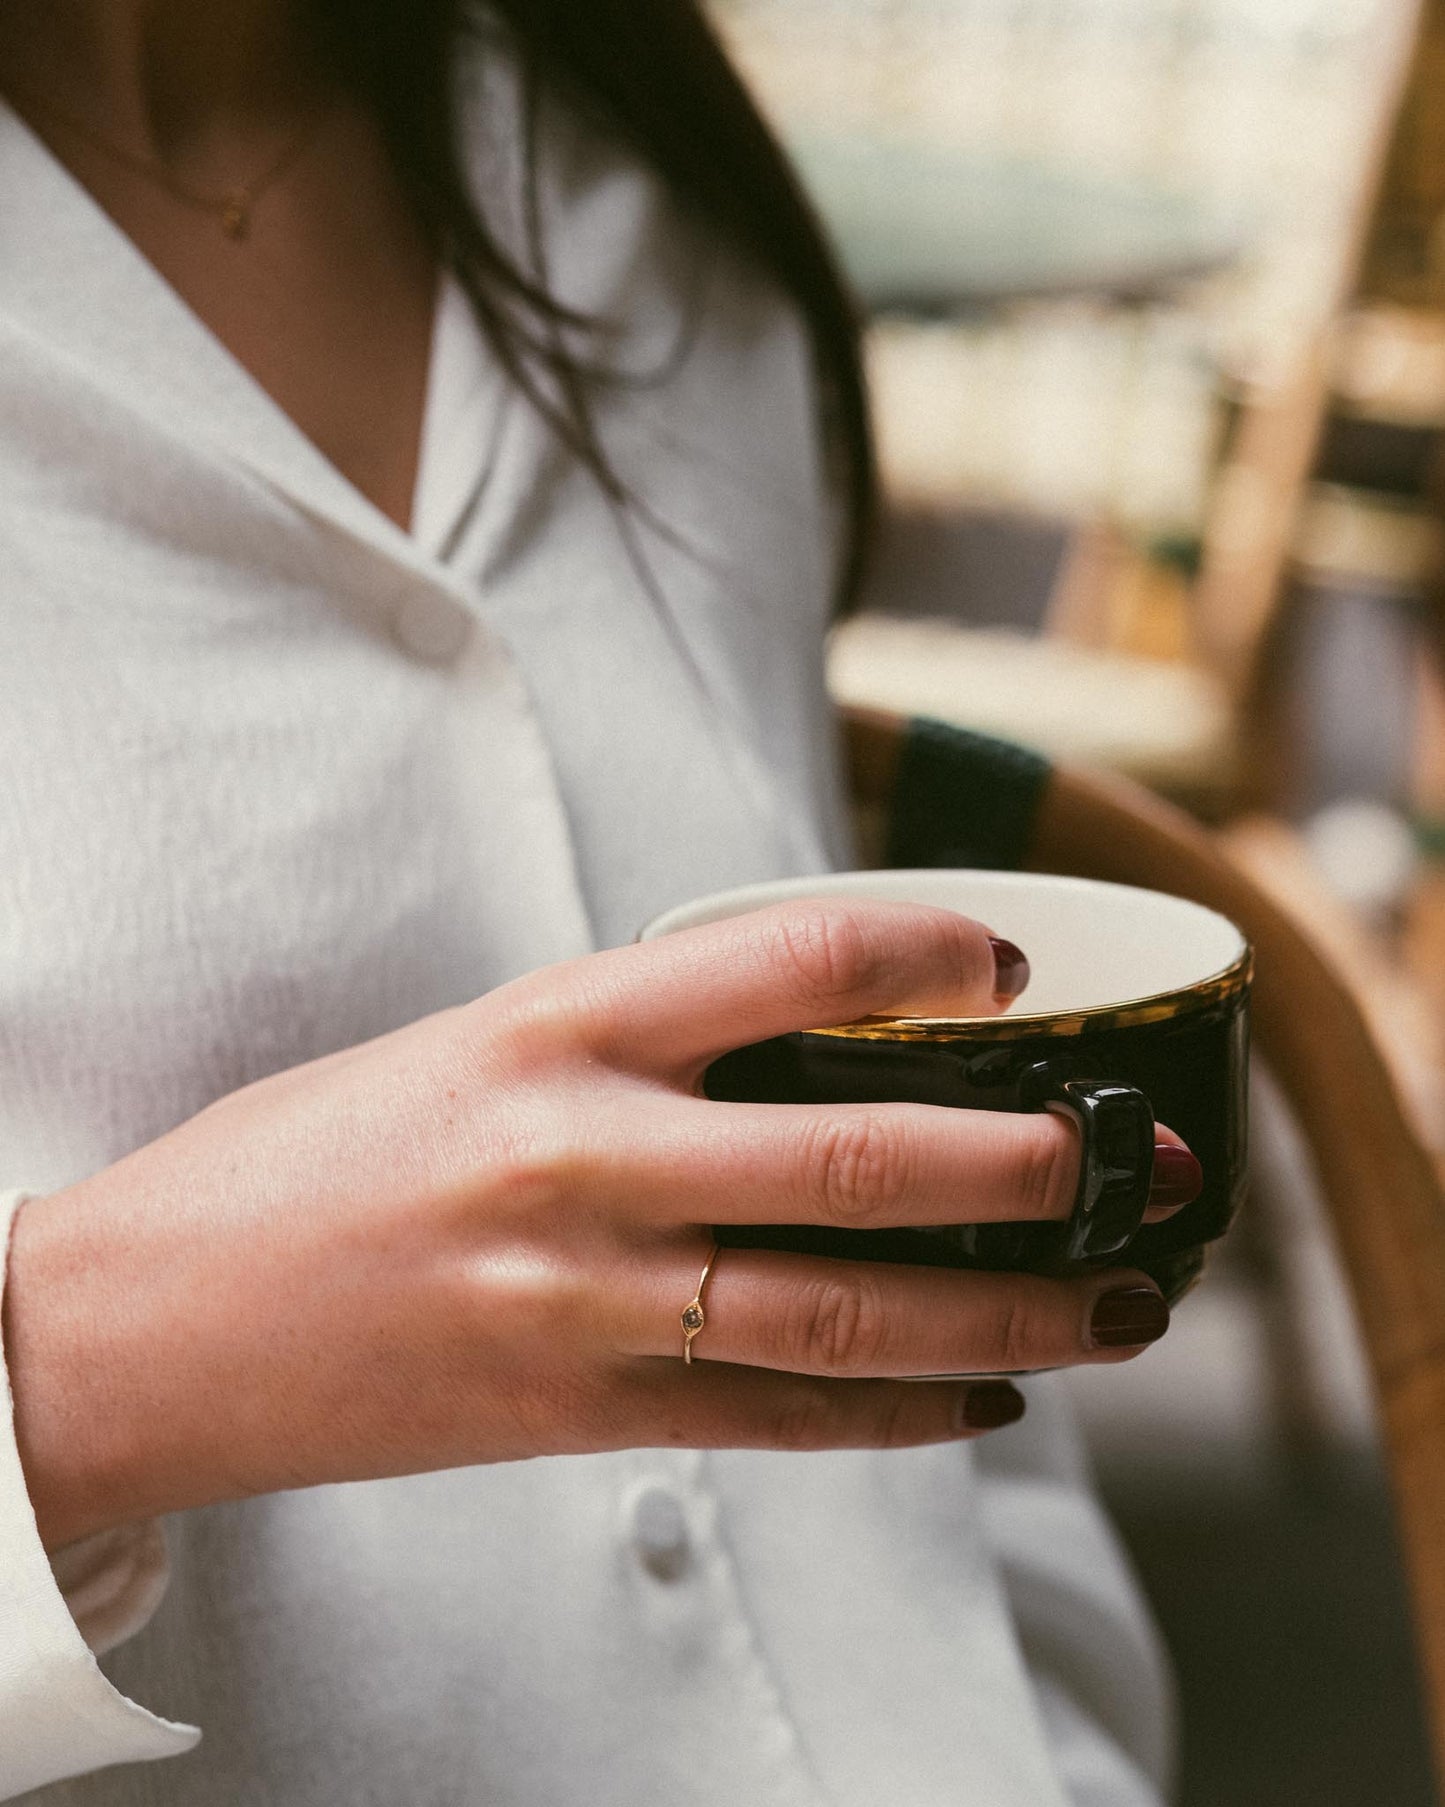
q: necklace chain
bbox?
[15,91,319,240]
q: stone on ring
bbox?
[681,1244,719,1365]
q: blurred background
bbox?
[709,0,1445,1800]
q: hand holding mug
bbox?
[6,895,1194,1552]
[647,870,1249,1304]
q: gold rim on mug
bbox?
[808,947,1253,1044]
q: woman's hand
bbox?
[4,900,1192,1550]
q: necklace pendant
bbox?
[221,194,250,240]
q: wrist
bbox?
[3,1184,192,1549]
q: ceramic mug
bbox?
[641,870,1250,1305]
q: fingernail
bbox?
[1090,1286,1170,1349]
[954,1381,1027,1431]
[1149,1141,1203,1210]
[988,936,1030,1002]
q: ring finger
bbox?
[624,1241,1170,1378]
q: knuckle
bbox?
[896,904,993,999]
[868,1386,923,1450]
[482,1128,580,1225]
[1021,1123,1077,1222]
[473,981,585,1071]
[770,1383,920,1453]
[480,950,643,1072]
[507,1132,575,1198]
[804,1112,908,1223]
[988,1287,1043,1374]
[769,904,878,1005]
[790,1269,891,1375]
[772,1384,842,1451]
[926,908,990,981]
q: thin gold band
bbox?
[681,1243,720,1365]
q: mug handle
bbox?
[1019,1066,1155,1264]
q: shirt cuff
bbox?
[0,1188,198,1798]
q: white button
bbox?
[391,591,471,664]
[631,1484,689,1579]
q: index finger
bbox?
[583,898,1022,1073]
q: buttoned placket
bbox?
[618,1448,828,1807]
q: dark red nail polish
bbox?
[1149,1141,1203,1210]
[955,1381,1026,1431]
[988,937,1030,1002]
[1090,1287,1170,1349]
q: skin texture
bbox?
[0,5,1187,1554]
[7,900,1185,1551]
[0,0,436,529]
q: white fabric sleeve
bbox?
[0,1189,198,1798]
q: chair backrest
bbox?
[845,703,1445,1790]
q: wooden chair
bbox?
[844,702,1445,1791]
[803,0,1431,817]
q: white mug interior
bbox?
[641,869,1247,1021]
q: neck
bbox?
[0,0,329,151]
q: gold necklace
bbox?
[17,91,320,240]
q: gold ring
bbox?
[681,1243,720,1365]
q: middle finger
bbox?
[623,1097,1196,1228]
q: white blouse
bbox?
[0,51,1172,1807]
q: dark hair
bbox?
[309,0,874,607]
